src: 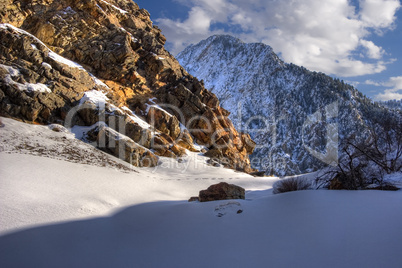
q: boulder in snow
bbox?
[199,182,245,202]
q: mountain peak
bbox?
[179,34,275,61]
[207,34,244,44]
[178,35,281,90]
[177,35,397,176]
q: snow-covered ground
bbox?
[0,117,402,267]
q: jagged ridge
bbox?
[0,1,255,172]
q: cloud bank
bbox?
[368,76,402,100]
[157,0,401,78]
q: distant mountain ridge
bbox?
[381,99,402,110]
[177,35,398,176]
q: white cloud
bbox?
[375,91,402,100]
[365,79,382,86]
[371,76,402,100]
[387,76,402,88]
[359,0,401,29]
[360,40,384,59]
[156,0,237,52]
[156,0,401,77]
[156,7,213,51]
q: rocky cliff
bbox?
[178,35,398,176]
[0,1,255,172]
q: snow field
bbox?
[0,117,402,267]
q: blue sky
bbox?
[135,0,402,101]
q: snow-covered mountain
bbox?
[178,35,398,176]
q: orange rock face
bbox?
[0,0,256,172]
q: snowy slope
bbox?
[1,117,402,267]
[177,35,397,176]
[0,116,274,233]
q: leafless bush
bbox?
[316,114,402,190]
[273,177,311,194]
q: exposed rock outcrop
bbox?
[0,0,255,172]
[96,125,158,167]
[198,182,245,202]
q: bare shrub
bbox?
[273,177,311,194]
[316,113,402,190]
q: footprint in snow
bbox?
[214,201,243,217]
